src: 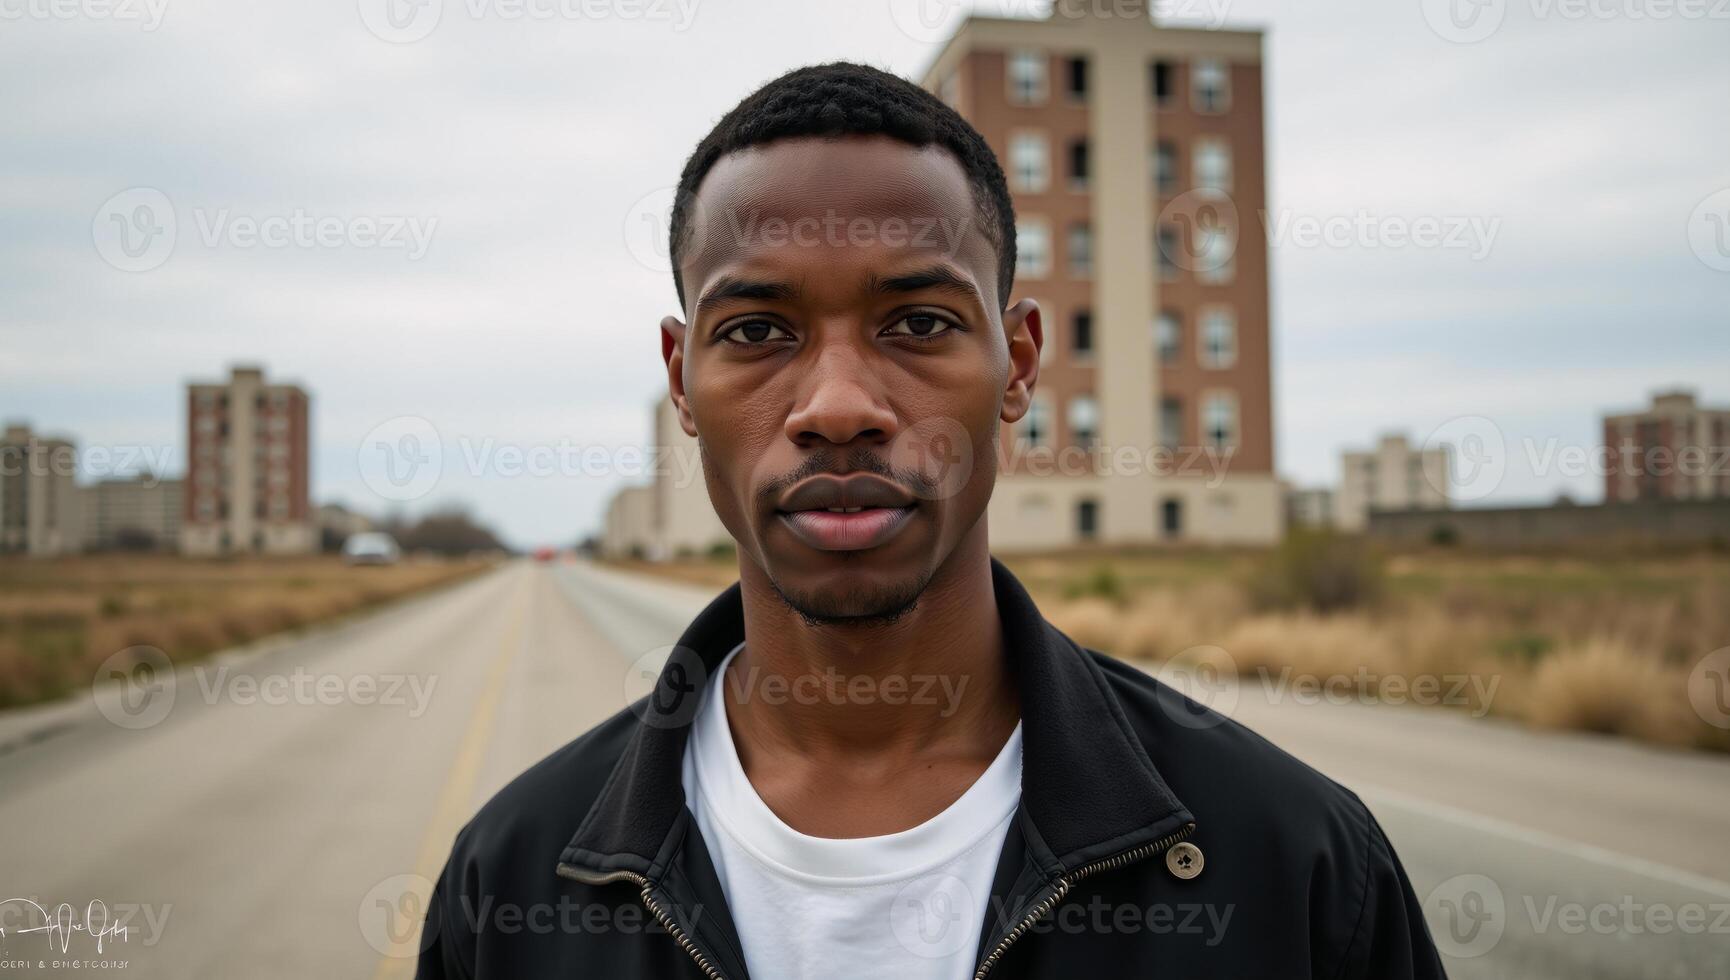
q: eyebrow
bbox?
[867,265,980,301]
[695,274,801,311]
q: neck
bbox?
[728,527,1018,760]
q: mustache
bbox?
[757,448,937,509]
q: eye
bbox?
[719,319,793,345]
[884,313,958,340]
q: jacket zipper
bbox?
[555,865,725,980]
[971,821,1196,980]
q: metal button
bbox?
[1166,841,1204,880]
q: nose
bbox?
[783,343,898,449]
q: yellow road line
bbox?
[373,567,532,978]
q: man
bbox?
[419,62,1445,979]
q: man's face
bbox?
[662,135,1041,624]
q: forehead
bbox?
[680,135,999,310]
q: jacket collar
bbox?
[557,555,1193,882]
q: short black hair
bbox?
[669,61,1017,312]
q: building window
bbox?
[1151,60,1174,106]
[1023,394,1052,448]
[1203,392,1238,451]
[1160,397,1184,451]
[1200,308,1237,368]
[1068,223,1093,277]
[1068,138,1089,190]
[1155,140,1178,194]
[1196,223,1236,284]
[1192,58,1230,113]
[1068,395,1100,449]
[1161,498,1183,537]
[1156,310,1182,363]
[1072,310,1093,357]
[1009,49,1048,106]
[1157,225,1180,280]
[1077,499,1099,540]
[1017,220,1051,279]
[1066,56,1088,100]
[1194,138,1232,192]
[1009,132,1050,193]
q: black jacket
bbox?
[418,558,1446,979]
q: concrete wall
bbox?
[1366,499,1730,548]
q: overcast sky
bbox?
[3,0,1727,548]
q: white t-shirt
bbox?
[680,642,1023,980]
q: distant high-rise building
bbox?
[1603,390,1730,503]
[81,474,183,551]
[181,366,315,556]
[1335,434,1450,531]
[0,424,82,556]
[920,0,1280,547]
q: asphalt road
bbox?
[0,559,1726,978]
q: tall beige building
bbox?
[82,475,183,551]
[0,424,82,556]
[1334,434,1450,532]
[181,366,316,556]
[600,397,730,560]
[920,0,1281,548]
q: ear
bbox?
[999,298,1041,424]
[660,316,699,438]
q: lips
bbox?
[775,473,918,551]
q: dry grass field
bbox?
[0,554,497,709]
[613,542,1730,752]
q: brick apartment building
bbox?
[181,366,316,555]
[1603,389,1730,503]
[919,0,1280,547]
